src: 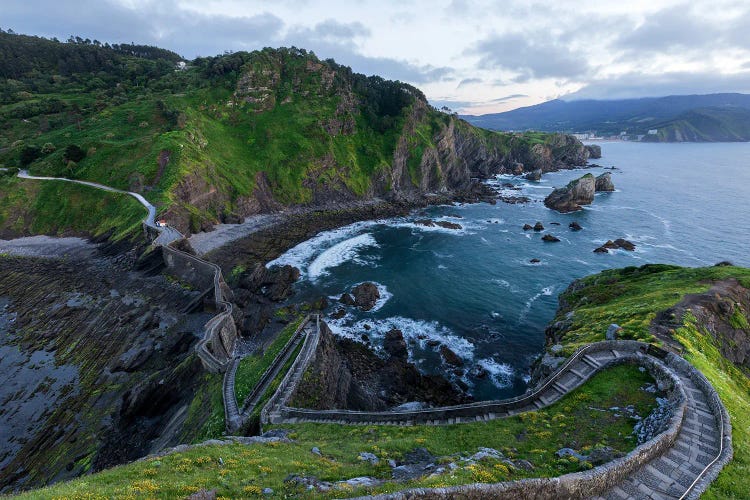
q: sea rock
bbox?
[339,293,356,306]
[593,246,609,253]
[523,224,533,231]
[414,219,436,227]
[533,222,545,231]
[614,238,636,251]
[606,324,623,340]
[524,169,542,181]
[595,172,615,192]
[542,234,560,242]
[435,220,462,230]
[530,258,541,264]
[569,221,582,231]
[383,329,409,360]
[585,144,602,159]
[440,345,464,366]
[544,174,596,213]
[352,282,380,311]
[331,308,347,320]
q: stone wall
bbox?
[161,246,237,372]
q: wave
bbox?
[307,233,379,279]
[476,358,514,389]
[518,286,554,323]
[327,316,475,361]
[267,220,379,274]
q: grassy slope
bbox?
[19,364,657,498]
[550,264,750,498]
[0,176,144,239]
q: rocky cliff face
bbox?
[0,254,213,492]
[595,172,615,192]
[289,323,468,410]
[160,49,592,235]
[544,173,596,213]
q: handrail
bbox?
[269,340,648,422]
[678,371,727,500]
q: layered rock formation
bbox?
[289,323,468,411]
[595,172,615,192]
[543,173,596,213]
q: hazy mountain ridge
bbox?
[463,93,750,141]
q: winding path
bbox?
[17,170,183,245]
[262,332,731,500]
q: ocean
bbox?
[269,142,750,401]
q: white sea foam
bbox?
[518,286,554,323]
[476,358,515,388]
[327,316,475,361]
[306,233,380,279]
[267,220,379,274]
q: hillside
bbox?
[463,93,750,141]
[0,31,591,241]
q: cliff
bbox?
[289,323,467,410]
[0,36,591,239]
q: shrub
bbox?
[19,145,41,166]
[64,144,86,162]
[41,142,56,154]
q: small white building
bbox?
[648,129,658,135]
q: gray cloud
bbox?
[565,71,750,100]
[614,6,719,54]
[489,94,527,103]
[472,32,590,80]
[457,77,483,88]
[2,0,284,58]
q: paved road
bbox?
[17,170,183,245]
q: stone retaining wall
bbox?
[161,246,237,372]
[263,338,655,425]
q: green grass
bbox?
[0,177,144,239]
[17,364,658,499]
[234,317,305,406]
[550,264,750,498]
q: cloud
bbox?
[472,32,590,81]
[1,0,284,58]
[614,6,719,55]
[489,94,527,103]
[457,77,482,88]
[564,70,750,100]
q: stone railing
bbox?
[161,245,237,373]
[263,338,653,425]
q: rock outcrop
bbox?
[544,173,595,213]
[352,282,380,311]
[569,221,582,231]
[289,323,468,411]
[524,169,542,181]
[595,172,615,192]
[585,144,602,159]
[594,239,636,253]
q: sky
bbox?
[3,0,750,115]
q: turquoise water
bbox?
[270,142,750,401]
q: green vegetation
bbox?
[235,317,304,405]
[550,264,750,498]
[0,177,144,239]
[0,31,566,239]
[18,365,658,499]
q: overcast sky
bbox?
[4,0,750,114]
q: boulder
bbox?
[585,144,602,159]
[533,222,545,231]
[383,329,408,360]
[523,224,533,231]
[435,220,462,230]
[440,345,464,366]
[352,282,380,311]
[543,174,596,213]
[614,238,636,251]
[595,172,615,192]
[339,293,356,306]
[569,221,582,231]
[541,234,560,242]
[524,169,542,181]
[606,324,623,340]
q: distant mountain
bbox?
[462,94,750,142]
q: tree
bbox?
[64,144,86,163]
[19,145,41,166]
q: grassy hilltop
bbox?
[0,31,585,241]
